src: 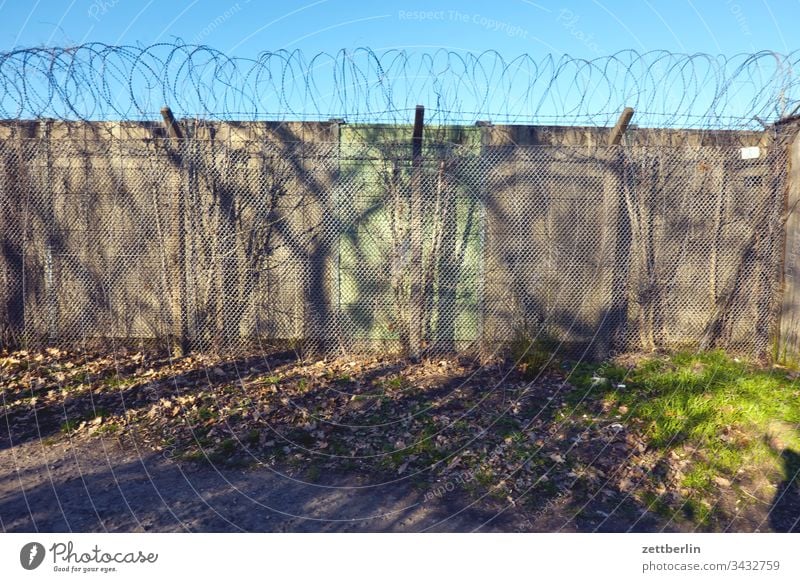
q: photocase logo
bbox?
[20,542,46,570]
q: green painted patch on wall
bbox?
[334,124,484,346]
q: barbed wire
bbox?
[0,42,798,128]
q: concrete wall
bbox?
[0,120,787,356]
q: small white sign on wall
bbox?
[740,146,761,159]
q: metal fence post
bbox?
[475,120,492,355]
[409,105,424,360]
[160,106,190,355]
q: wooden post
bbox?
[409,105,424,360]
[609,107,635,146]
[161,106,183,140]
[161,106,190,355]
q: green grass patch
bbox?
[575,350,800,528]
[95,422,120,436]
[305,464,322,480]
[60,419,80,434]
[89,408,110,421]
[641,490,673,518]
[245,429,260,445]
[195,407,216,422]
[509,327,561,379]
[383,375,408,390]
[327,440,351,456]
[178,449,206,463]
[218,438,237,455]
[104,376,137,389]
[617,352,797,447]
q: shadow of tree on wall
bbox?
[0,120,789,362]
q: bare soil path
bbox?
[0,433,512,532]
[0,430,671,532]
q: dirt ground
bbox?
[1,346,794,533]
[0,432,506,532]
[0,430,674,532]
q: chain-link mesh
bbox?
[482,144,788,357]
[0,121,789,357]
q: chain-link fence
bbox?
[0,120,789,357]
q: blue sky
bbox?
[0,1,797,124]
[0,0,791,57]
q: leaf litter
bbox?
[0,346,761,530]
